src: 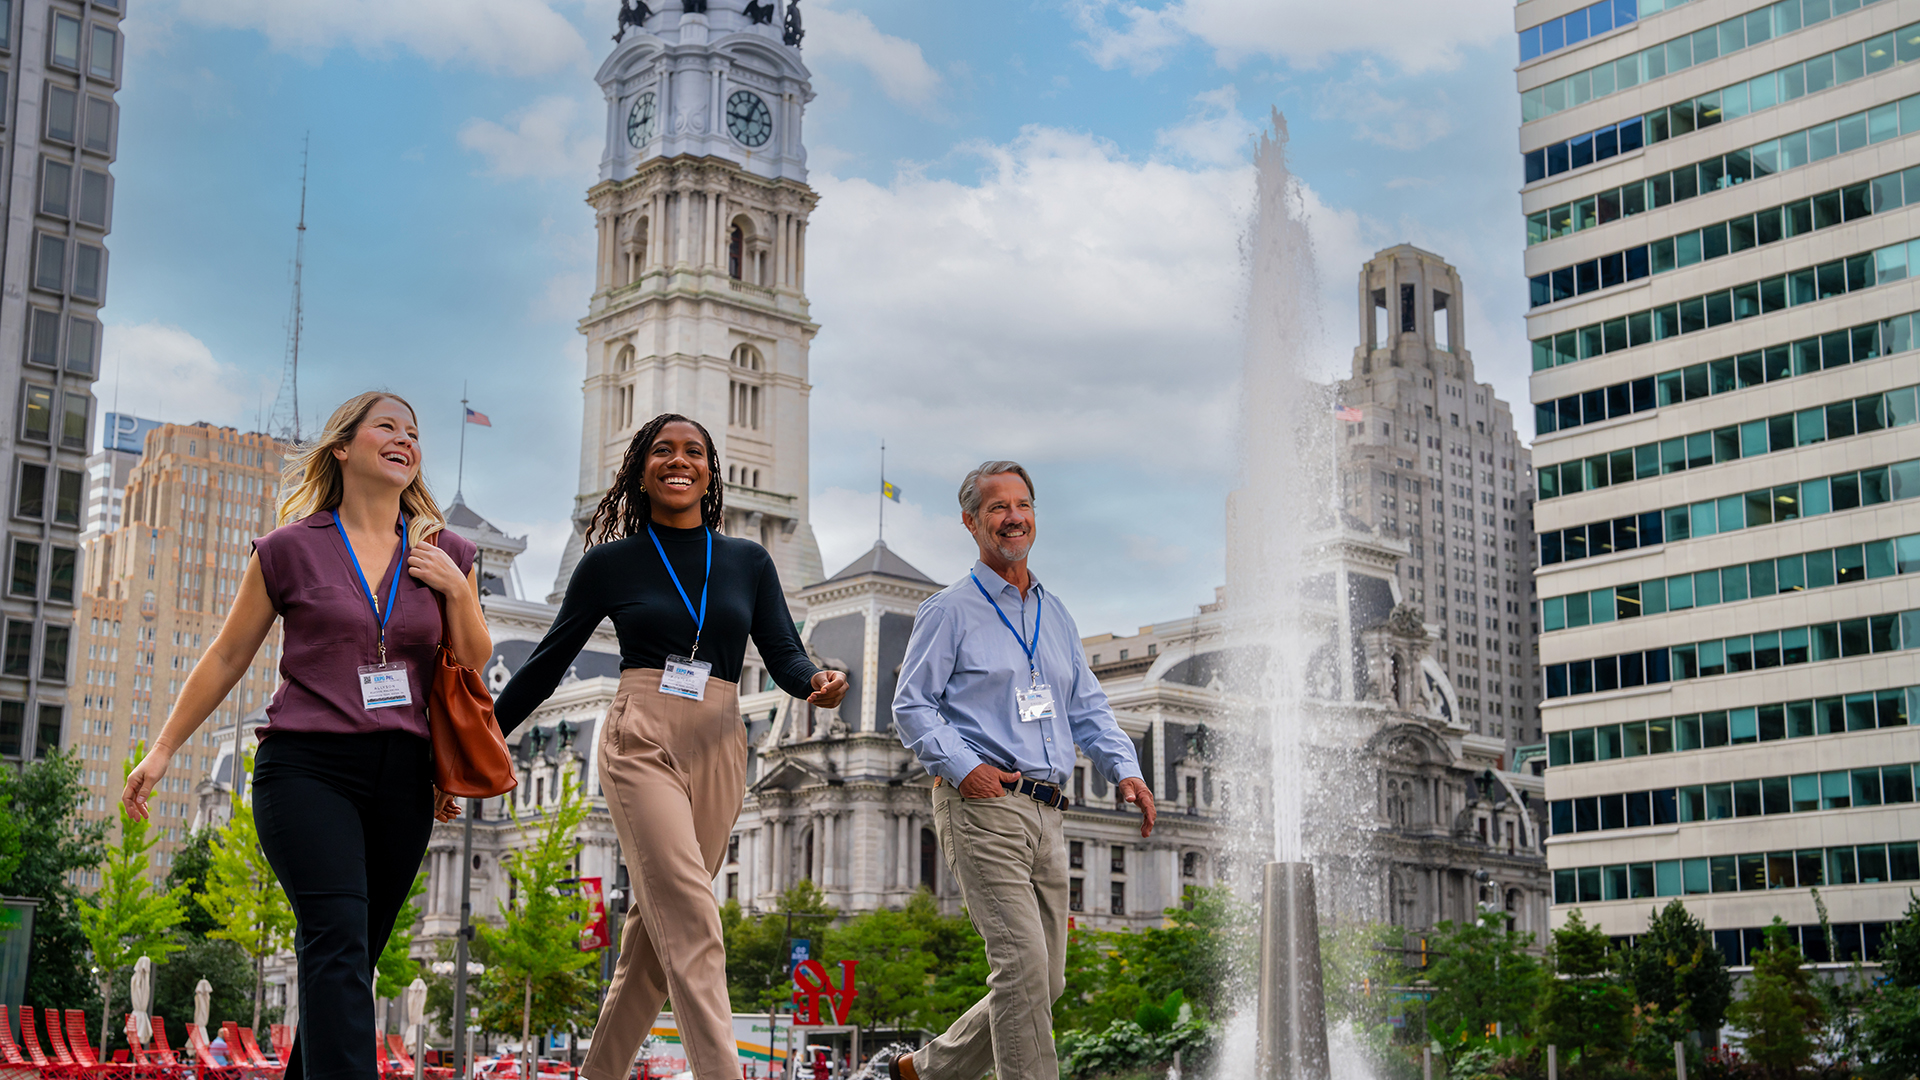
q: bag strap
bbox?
[426,531,452,651]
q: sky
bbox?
[101,0,1532,637]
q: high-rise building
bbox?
[83,412,160,542]
[1521,0,1920,957]
[1338,246,1541,749]
[70,422,285,874]
[548,3,824,605]
[0,0,127,763]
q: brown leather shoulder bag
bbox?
[427,533,518,798]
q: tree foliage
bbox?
[1877,891,1920,988]
[1422,911,1543,1045]
[1538,910,1634,1073]
[164,827,221,937]
[474,771,597,1047]
[1728,920,1824,1079]
[78,752,190,1052]
[1622,899,1733,1038]
[0,748,108,1014]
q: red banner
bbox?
[578,877,610,951]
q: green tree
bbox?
[197,753,295,1031]
[1622,899,1733,1040]
[0,748,109,1015]
[1727,919,1824,1080]
[374,871,428,1008]
[900,889,987,1033]
[1877,891,1920,988]
[1538,910,1634,1074]
[151,938,253,1038]
[722,881,836,1014]
[474,771,597,1064]
[826,905,932,1030]
[77,751,190,1053]
[1422,911,1543,1048]
[164,827,220,937]
[1863,984,1920,1080]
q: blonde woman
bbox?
[121,392,489,1080]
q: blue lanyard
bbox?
[333,511,406,663]
[648,524,711,657]
[970,572,1041,685]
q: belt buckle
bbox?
[1030,781,1061,808]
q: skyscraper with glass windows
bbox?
[0,0,125,763]
[1522,0,1920,960]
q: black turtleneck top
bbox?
[493,524,819,735]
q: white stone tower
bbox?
[552,1,824,606]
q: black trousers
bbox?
[255,730,435,1080]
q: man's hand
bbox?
[958,764,1021,799]
[1117,776,1156,837]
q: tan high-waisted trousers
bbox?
[582,669,747,1080]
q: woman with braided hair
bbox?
[495,413,847,1080]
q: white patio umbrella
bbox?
[193,978,212,1031]
[404,978,430,1080]
[283,972,299,1039]
[129,957,154,1043]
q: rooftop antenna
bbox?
[269,136,309,445]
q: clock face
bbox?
[726,90,773,148]
[627,92,657,148]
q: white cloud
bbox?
[808,126,1254,481]
[804,0,943,106]
[1154,85,1256,167]
[1074,0,1510,76]
[99,322,276,437]
[1313,62,1455,150]
[174,0,588,76]
[459,95,603,180]
[810,488,980,587]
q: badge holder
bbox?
[359,660,413,710]
[660,655,713,701]
[1017,681,1055,722]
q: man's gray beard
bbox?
[980,532,1032,563]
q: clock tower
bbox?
[553,1,824,607]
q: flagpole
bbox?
[458,381,469,501]
[877,440,886,543]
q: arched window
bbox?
[729,224,744,280]
[920,827,939,892]
[729,345,763,430]
[1182,851,1200,878]
[615,345,634,372]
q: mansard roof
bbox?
[819,539,936,586]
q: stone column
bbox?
[771,211,786,290]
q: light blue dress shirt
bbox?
[892,560,1144,788]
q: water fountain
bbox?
[1226,109,1338,1080]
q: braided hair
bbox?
[583,412,726,546]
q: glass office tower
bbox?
[1522,0,1920,961]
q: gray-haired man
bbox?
[878,461,1155,1080]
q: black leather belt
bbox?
[1004,777,1070,810]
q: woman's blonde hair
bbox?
[278,391,445,548]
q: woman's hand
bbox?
[433,788,462,823]
[122,746,173,822]
[406,540,468,598]
[807,670,848,708]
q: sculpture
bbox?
[744,0,775,24]
[612,0,653,43]
[783,0,804,46]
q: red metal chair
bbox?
[384,1035,415,1076]
[15,1008,53,1069]
[266,1028,290,1069]
[144,1021,177,1069]
[58,1014,96,1069]
[39,1015,74,1069]
[185,1025,241,1080]
[237,1030,275,1071]
[0,1005,38,1080]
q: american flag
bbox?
[1332,404,1363,422]
[465,406,492,427]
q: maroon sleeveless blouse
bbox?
[252,512,477,738]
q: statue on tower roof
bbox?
[612,0,652,42]
[743,0,775,24]
[783,0,805,46]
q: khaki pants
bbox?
[583,670,747,1080]
[913,782,1069,1080]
